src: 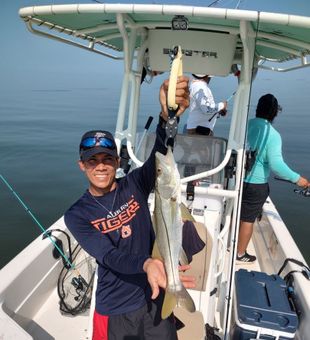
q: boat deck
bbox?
[27,288,91,340]
[2,211,300,340]
[24,239,259,340]
[235,238,260,272]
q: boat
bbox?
[1,3,310,339]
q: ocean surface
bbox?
[0,72,310,269]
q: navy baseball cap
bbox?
[79,130,118,161]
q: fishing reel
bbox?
[274,177,310,197]
[294,187,310,197]
[219,109,227,117]
[71,275,89,301]
[58,244,96,315]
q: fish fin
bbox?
[175,286,196,313]
[179,247,189,266]
[180,202,195,222]
[161,291,177,319]
[151,240,163,260]
[161,287,196,319]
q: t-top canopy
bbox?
[19,4,310,73]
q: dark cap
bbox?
[256,94,282,122]
[257,93,278,109]
[79,130,118,161]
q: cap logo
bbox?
[93,132,106,146]
[94,132,106,138]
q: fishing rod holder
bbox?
[42,229,73,269]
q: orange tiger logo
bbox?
[121,225,132,238]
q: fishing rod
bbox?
[0,174,94,301]
[235,0,243,9]
[207,0,222,7]
[166,45,183,147]
[0,173,74,268]
[274,176,310,197]
[119,115,154,175]
[208,91,236,122]
[136,116,154,154]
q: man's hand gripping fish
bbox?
[153,146,196,319]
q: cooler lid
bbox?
[234,270,298,334]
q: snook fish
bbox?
[153,146,196,319]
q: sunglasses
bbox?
[80,137,115,150]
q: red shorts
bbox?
[92,310,109,340]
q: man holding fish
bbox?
[65,76,205,340]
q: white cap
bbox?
[192,74,213,79]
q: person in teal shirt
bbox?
[237,94,309,263]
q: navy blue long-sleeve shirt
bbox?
[64,123,167,315]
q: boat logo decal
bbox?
[163,48,218,59]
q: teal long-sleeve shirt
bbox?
[244,118,300,184]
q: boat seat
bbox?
[135,132,227,185]
[174,222,212,340]
[149,217,212,291]
[175,307,205,340]
[186,221,212,291]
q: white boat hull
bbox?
[1,199,309,339]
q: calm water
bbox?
[0,73,310,269]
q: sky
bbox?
[1,0,310,93]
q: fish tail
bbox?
[161,287,196,319]
[161,291,177,320]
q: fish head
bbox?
[155,147,180,200]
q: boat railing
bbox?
[22,15,123,60]
[135,132,230,186]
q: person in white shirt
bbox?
[186,74,227,136]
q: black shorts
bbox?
[240,182,269,223]
[93,293,177,340]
